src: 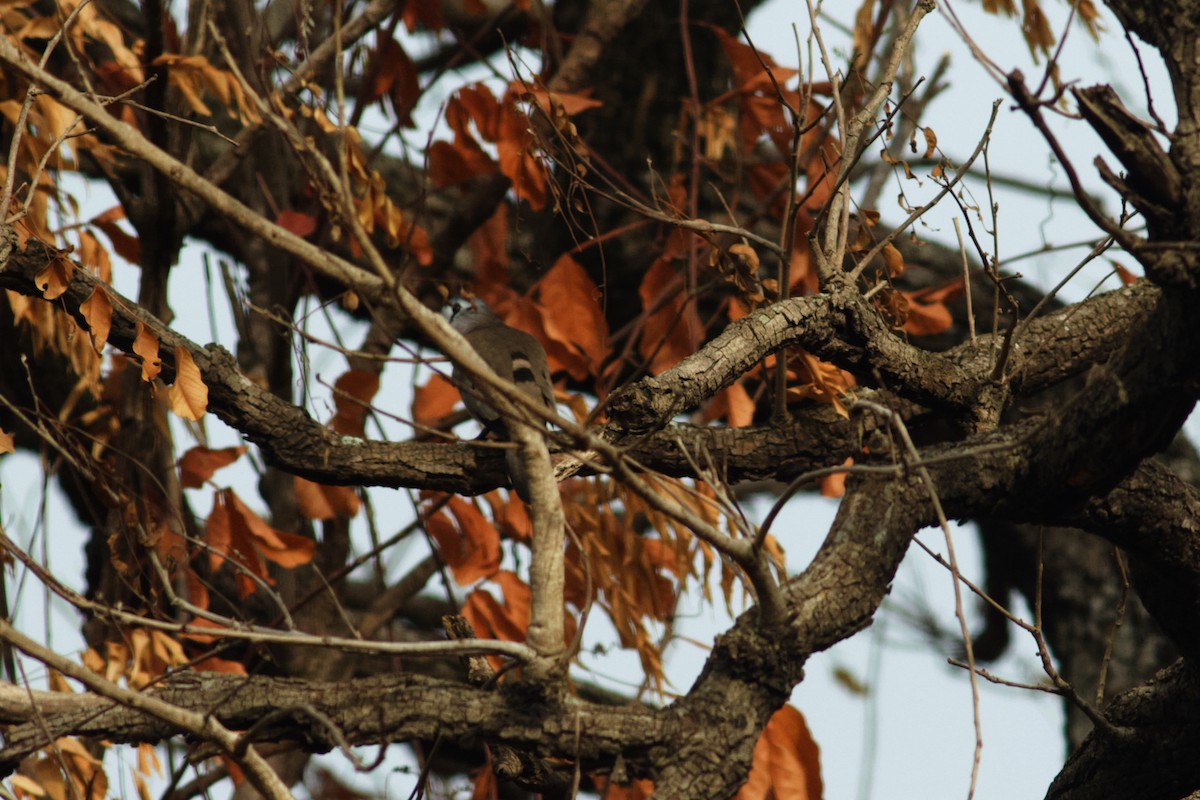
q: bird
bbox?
[445,298,555,501]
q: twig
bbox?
[1006,70,1139,252]
[1031,531,1129,739]
[853,399,983,799]
[1095,549,1130,707]
[0,526,536,663]
[850,99,1002,283]
[954,218,975,343]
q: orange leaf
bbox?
[330,369,380,436]
[402,0,444,31]
[882,242,905,278]
[922,126,938,159]
[226,490,316,568]
[593,776,655,799]
[1113,260,1139,285]
[462,570,530,643]
[819,457,851,498]
[516,84,604,116]
[293,476,361,520]
[34,254,71,299]
[206,490,314,596]
[471,767,498,800]
[179,445,246,488]
[79,285,112,354]
[536,254,609,380]
[205,491,233,573]
[192,654,248,674]
[168,347,208,420]
[496,107,547,210]
[469,204,510,285]
[492,570,532,627]
[427,496,501,584]
[77,230,112,281]
[901,280,963,336]
[132,321,162,382]
[0,427,14,455]
[708,26,799,97]
[428,139,496,187]
[413,373,461,426]
[276,209,317,238]
[638,259,702,375]
[734,705,822,800]
[90,206,140,263]
[702,381,755,427]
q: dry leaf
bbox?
[90,207,141,264]
[412,373,461,426]
[638,258,701,375]
[34,255,71,300]
[168,347,208,420]
[330,369,380,436]
[79,286,112,354]
[922,126,938,159]
[881,242,905,278]
[537,254,609,380]
[427,496,501,585]
[294,476,361,520]
[179,445,246,488]
[276,209,317,238]
[734,705,822,800]
[132,322,162,382]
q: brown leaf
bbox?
[922,126,938,159]
[79,286,112,354]
[205,491,234,573]
[820,458,851,498]
[132,321,162,382]
[76,230,112,281]
[1113,260,1139,285]
[882,242,905,278]
[367,38,420,126]
[294,477,361,520]
[179,445,246,488]
[536,254,609,380]
[593,776,655,799]
[0,427,13,454]
[168,347,208,420]
[192,654,248,674]
[330,369,379,436]
[412,373,461,426]
[275,209,317,238]
[208,490,311,597]
[734,705,822,800]
[35,254,71,299]
[427,496,501,585]
[702,381,755,427]
[227,490,316,568]
[638,259,702,375]
[852,0,878,69]
[462,570,531,645]
[901,280,964,336]
[402,0,445,32]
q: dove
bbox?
[446,298,554,501]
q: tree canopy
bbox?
[2,0,1199,798]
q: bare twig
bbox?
[853,399,983,799]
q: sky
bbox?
[0,1,1185,799]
